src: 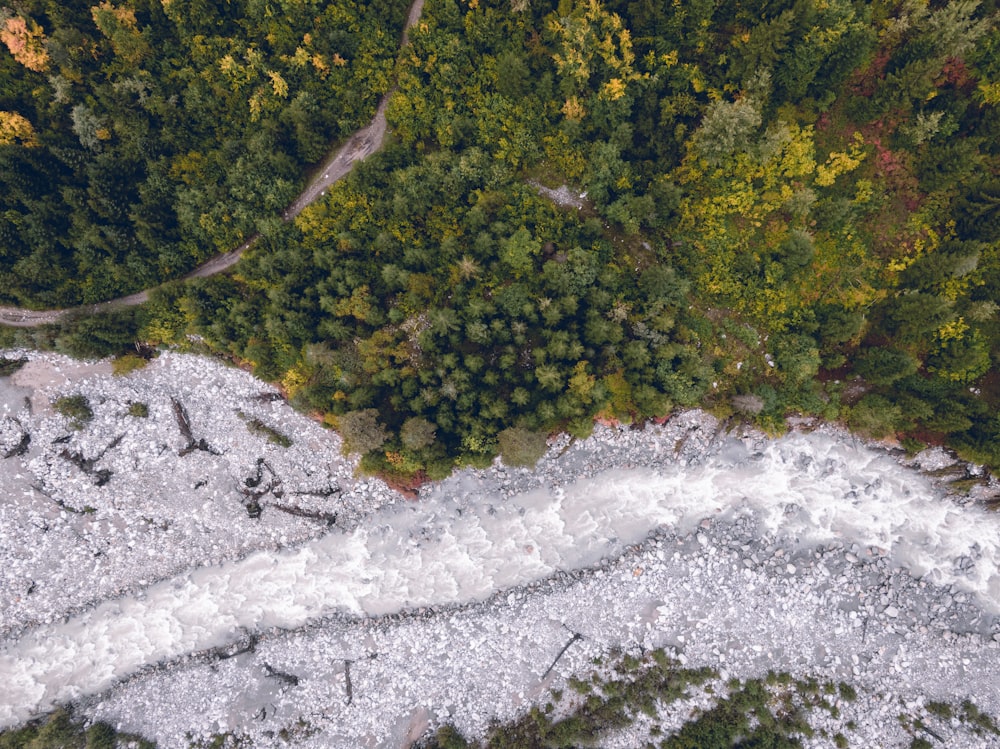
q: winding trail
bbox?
[0,0,424,329]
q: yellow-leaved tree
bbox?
[1,14,50,72]
[91,1,150,65]
[0,111,38,146]
[674,80,874,327]
[547,0,645,122]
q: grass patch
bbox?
[0,708,155,748]
[236,411,292,447]
[925,701,952,720]
[52,394,93,430]
[127,401,150,418]
[112,353,150,376]
[961,699,1000,735]
[947,477,986,495]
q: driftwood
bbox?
[243,457,273,489]
[343,660,353,706]
[239,458,283,518]
[5,431,30,458]
[172,398,221,456]
[172,398,193,441]
[213,632,259,660]
[541,632,583,680]
[245,498,263,519]
[919,723,944,742]
[342,653,377,706]
[58,434,123,487]
[269,503,337,526]
[291,484,341,499]
[253,391,284,403]
[263,663,300,687]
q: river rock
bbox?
[0,416,28,458]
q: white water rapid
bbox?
[1,427,998,726]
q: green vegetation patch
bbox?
[236,411,292,448]
[0,357,28,377]
[0,708,155,749]
[142,148,705,479]
[497,427,549,468]
[418,651,865,748]
[127,401,149,418]
[0,0,411,308]
[5,0,1000,482]
[420,653,1000,749]
[52,394,93,429]
[442,653,718,748]
[125,0,1000,482]
[112,354,150,377]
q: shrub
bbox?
[112,353,149,376]
[838,682,857,701]
[127,402,149,418]
[497,426,548,467]
[52,395,93,429]
[433,725,469,749]
[85,721,117,749]
[855,348,918,386]
[960,699,1000,734]
[336,409,388,455]
[848,394,902,439]
[0,357,27,377]
[400,417,437,450]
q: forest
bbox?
[3,0,1000,480]
[0,0,409,306]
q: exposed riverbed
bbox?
[1,351,999,746]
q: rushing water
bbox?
[1,428,997,725]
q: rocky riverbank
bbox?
[82,512,1000,747]
[0,351,400,641]
[2,350,1000,747]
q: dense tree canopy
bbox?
[4,0,1000,475]
[0,0,408,306]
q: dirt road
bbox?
[0,0,424,330]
